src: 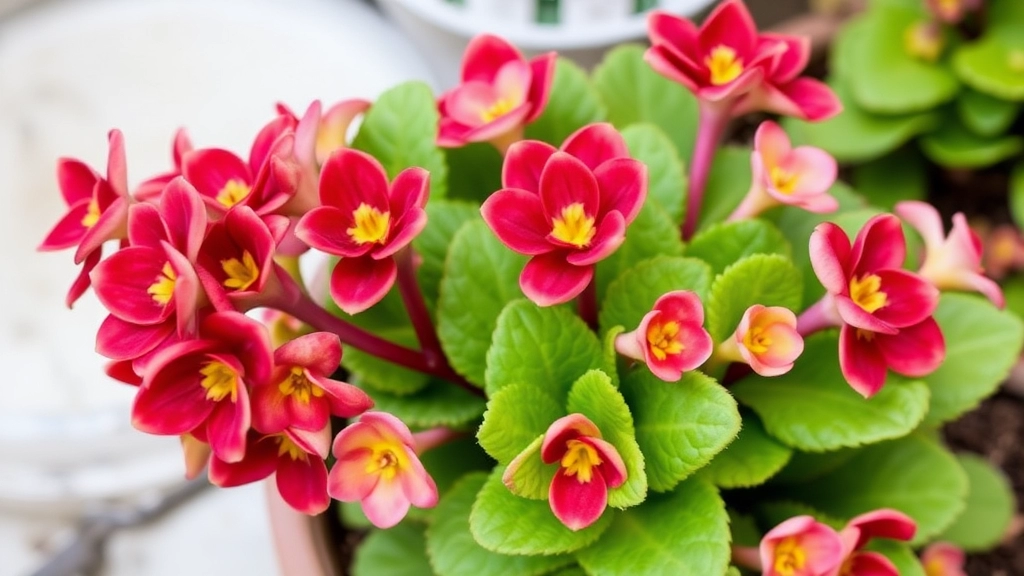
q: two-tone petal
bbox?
[759,516,845,576]
[719,305,804,376]
[615,291,713,381]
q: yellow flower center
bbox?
[480,97,518,123]
[646,320,684,361]
[773,537,807,576]
[347,203,391,245]
[147,262,177,306]
[366,442,410,481]
[924,557,948,576]
[849,273,888,314]
[705,45,744,86]
[743,325,773,355]
[277,435,307,461]
[561,439,602,483]
[770,166,800,195]
[277,366,325,405]
[81,199,101,228]
[199,360,240,403]
[550,203,597,248]
[904,22,944,63]
[221,250,259,291]
[216,179,252,209]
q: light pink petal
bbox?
[593,158,647,224]
[57,158,100,205]
[963,272,1006,309]
[760,516,844,576]
[877,317,945,378]
[276,332,341,376]
[566,211,626,266]
[461,34,524,83]
[839,324,889,398]
[494,59,531,105]
[561,123,630,172]
[461,103,532,146]
[809,224,853,296]
[295,206,373,258]
[921,543,967,576]
[541,414,602,464]
[520,252,593,306]
[206,385,251,463]
[481,188,554,255]
[398,444,439,508]
[316,99,371,163]
[549,467,608,531]
[754,121,792,170]
[328,256,397,315]
[318,148,390,216]
[503,140,558,193]
[785,147,837,196]
[871,269,940,328]
[581,437,627,489]
[846,508,917,548]
[362,476,412,529]
[446,81,502,128]
[894,200,945,250]
[327,447,378,501]
[276,456,330,515]
[525,51,556,123]
[540,152,600,221]
[654,290,706,325]
[360,412,417,447]
[180,433,211,480]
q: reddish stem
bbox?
[395,247,446,370]
[682,102,733,240]
[578,278,598,331]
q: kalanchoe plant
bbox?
[40,1,1022,574]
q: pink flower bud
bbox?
[719,305,804,377]
[921,542,967,576]
[615,290,713,381]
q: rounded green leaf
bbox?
[957,88,1020,137]
[851,147,927,210]
[599,256,713,336]
[621,123,687,225]
[685,220,792,276]
[732,332,931,452]
[478,383,564,464]
[936,453,1016,551]
[706,254,803,344]
[525,58,606,145]
[621,369,741,492]
[503,435,555,500]
[443,142,503,203]
[919,119,1023,169]
[954,35,1024,101]
[352,522,433,576]
[865,541,926,576]
[596,200,685,303]
[699,411,793,489]
[576,479,730,576]
[361,379,485,429]
[414,200,481,307]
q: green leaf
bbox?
[502,435,556,500]
[599,256,713,336]
[602,326,625,388]
[576,479,730,576]
[865,541,926,576]
[621,369,741,492]
[595,200,685,303]
[923,293,1024,425]
[706,254,803,344]
[919,118,1023,169]
[851,147,927,210]
[698,146,751,231]
[788,434,968,545]
[426,473,573,576]
[936,453,1016,551]
[353,81,448,199]
[352,522,434,576]
[1010,161,1024,229]
[621,123,687,225]
[592,44,699,160]
[362,379,486,429]
[756,501,845,531]
[684,220,792,275]
[438,221,527,386]
[470,469,613,555]
[485,300,603,401]
[443,142,503,203]
[953,34,1024,101]
[526,58,606,145]
[345,327,429,396]
[957,88,1020,137]
[732,333,931,452]
[729,509,763,547]
[699,411,793,489]
[771,448,859,485]
[477,383,564,464]
[566,370,647,508]
[415,201,481,307]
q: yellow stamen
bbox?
[924,557,947,576]
[147,262,177,306]
[770,166,800,195]
[646,320,684,361]
[277,366,325,405]
[856,328,876,342]
[365,442,409,481]
[277,435,307,461]
[560,439,602,483]
[81,199,101,228]
[199,360,240,403]
[705,45,744,86]
[221,250,260,291]
[849,273,888,314]
[773,536,807,576]
[743,325,773,355]
[480,97,517,123]
[550,203,597,248]
[216,179,251,209]
[347,203,391,245]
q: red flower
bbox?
[481,123,647,306]
[295,148,429,314]
[615,291,713,381]
[759,515,844,576]
[438,34,555,151]
[830,509,916,576]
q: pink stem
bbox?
[412,427,464,454]
[395,247,445,370]
[797,294,842,336]
[726,184,773,223]
[578,278,598,331]
[682,102,733,240]
[731,545,763,572]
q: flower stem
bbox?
[797,294,841,336]
[682,102,733,240]
[412,427,464,454]
[578,278,598,331]
[725,184,774,223]
[731,546,762,572]
[395,247,447,370]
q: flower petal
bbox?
[503,140,558,193]
[593,158,647,225]
[839,324,889,398]
[698,0,758,59]
[871,269,940,328]
[276,332,342,376]
[318,148,390,216]
[208,435,278,487]
[520,252,593,307]
[846,508,917,548]
[398,444,439,508]
[810,222,853,295]
[539,152,600,220]
[566,211,626,266]
[296,206,373,258]
[846,551,900,576]
[96,314,175,361]
[481,188,553,255]
[549,467,608,531]
[581,437,627,489]
[525,51,556,123]
[878,317,945,378]
[277,455,330,515]
[541,413,602,464]
[91,246,175,325]
[561,123,629,172]
[362,476,412,529]
[461,34,523,83]
[773,77,843,121]
[205,385,251,463]
[57,158,101,205]
[329,256,398,314]
[327,447,378,501]
[182,148,252,205]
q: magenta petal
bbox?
[878,318,945,378]
[66,249,101,308]
[132,350,213,435]
[206,387,252,464]
[539,152,600,220]
[277,456,330,515]
[460,104,532,145]
[698,0,758,59]
[250,114,297,172]
[208,437,278,487]
[316,376,374,418]
[810,222,853,295]
[481,188,553,255]
[296,206,373,258]
[374,207,427,259]
[96,315,174,361]
[128,202,167,249]
[525,51,556,123]
[593,158,647,224]
[654,290,706,324]
[647,10,699,58]
[871,269,940,328]
[251,383,291,434]
[834,296,899,335]
[520,253,593,307]
[461,34,523,83]
[159,178,208,261]
[847,551,899,576]
[852,214,907,275]
[761,33,810,83]
[847,509,917,548]
[549,467,608,531]
[276,332,341,376]
[91,246,174,325]
[581,437,627,488]
[76,195,128,264]
[776,77,843,121]
[561,123,630,172]
[105,129,129,197]
[329,256,398,314]
[503,140,558,193]
[182,148,252,200]
[57,158,101,205]
[541,414,601,464]
[839,324,889,398]
[38,201,90,251]
[566,211,626,266]
[318,148,390,215]
[201,312,273,384]
[390,166,430,218]
[644,45,701,92]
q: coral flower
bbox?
[327,412,438,529]
[809,215,945,397]
[759,516,845,576]
[481,123,647,306]
[132,311,273,463]
[729,121,838,220]
[717,305,804,377]
[539,414,627,531]
[438,34,556,152]
[895,200,1004,308]
[296,148,429,314]
[615,291,713,382]
[252,332,373,434]
[830,509,916,576]
[645,0,840,120]
[921,542,967,576]
[210,426,331,515]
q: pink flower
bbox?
[730,122,837,220]
[252,332,373,434]
[481,123,647,306]
[829,509,916,576]
[134,128,193,201]
[614,291,713,382]
[538,414,626,531]
[295,149,429,314]
[921,542,967,576]
[759,516,845,576]
[210,426,331,515]
[645,0,840,120]
[717,305,804,377]
[438,34,555,152]
[327,412,438,528]
[38,129,130,307]
[131,311,273,463]
[982,224,1024,279]
[310,99,371,164]
[896,200,1004,308]
[809,215,945,397]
